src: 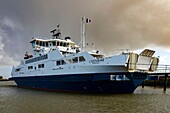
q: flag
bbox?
[57,24,60,27]
[86,18,91,23]
[82,17,91,23]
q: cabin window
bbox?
[38,64,44,68]
[15,68,21,72]
[28,66,33,70]
[52,41,56,46]
[65,59,72,64]
[56,60,66,66]
[56,61,60,66]
[79,56,86,62]
[25,54,48,64]
[55,56,85,66]
[42,54,48,60]
[73,57,78,63]
[61,60,66,65]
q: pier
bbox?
[147,73,170,92]
[144,65,170,92]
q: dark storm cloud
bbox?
[0,0,170,66]
[88,0,170,53]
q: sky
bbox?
[1,0,170,78]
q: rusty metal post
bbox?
[142,81,145,88]
[154,80,157,88]
[163,74,168,92]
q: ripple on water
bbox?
[1,81,170,113]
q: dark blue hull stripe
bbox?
[12,73,147,93]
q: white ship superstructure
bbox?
[11,18,159,93]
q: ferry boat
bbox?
[11,17,159,93]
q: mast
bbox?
[81,17,91,51]
[81,17,86,51]
[50,24,61,39]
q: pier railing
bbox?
[141,64,170,92]
[127,63,170,92]
[156,65,170,73]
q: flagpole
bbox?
[81,17,83,50]
[81,17,91,51]
[83,17,86,50]
[81,17,86,51]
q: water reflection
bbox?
[1,81,170,113]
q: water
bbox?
[1,81,170,113]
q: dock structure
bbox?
[147,73,170,92]
[145,65,170,92]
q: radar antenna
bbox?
[50,24,61,39]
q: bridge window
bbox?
[63,43,66,47]
[57,41,59,46]
[40,41,42,46]
[31,41,35,48]
[66,43,69,47]
[36,41,39,45]
[52,41,56,46]
[42,42,45,46]
[60,42,63,46]
[46,42,48,47]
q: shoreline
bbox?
[0,79,13,81]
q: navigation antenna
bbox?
[50,24,61,39]
[80,17,91,51]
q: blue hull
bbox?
[12,73,147,93]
